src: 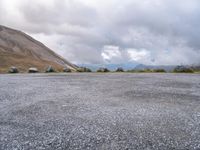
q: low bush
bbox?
[127,68,166,73]
[133,69,152,73]
[173,66,194,73]
[116,67,124,72]
[77,67,92,72]
[152,69,166,73]
[63,68,72,72]
[97,68,110,72]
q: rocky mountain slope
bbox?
[0,25,78,73]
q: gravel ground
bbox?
[0,73,200,150]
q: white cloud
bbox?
[101,45,121,60]
[127,49,151,63]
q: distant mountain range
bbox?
[81,63,200,72]
[79,63,138,71]
[80,63,178,72]
[0,25,78,73]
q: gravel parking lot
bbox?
[0,73,200,150]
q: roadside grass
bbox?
[194,71,200,74]
[2,65,200,74]
[127,69,166,73]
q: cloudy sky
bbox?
[1,0,200,65]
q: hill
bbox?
[0,25,78,73]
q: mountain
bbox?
[79,62,138,71]
[0,25,78,73]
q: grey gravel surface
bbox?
[0,73,200,150]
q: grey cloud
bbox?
[0,0,200,65]
[114,0,200,49]
[20,0,97,27]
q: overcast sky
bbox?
[1,0,200,65]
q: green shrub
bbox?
[116,67,124,72]
[77,67,92,72]
[63,68,72,72]
[152,69,166,73]
[127,69,137,73]
[173,66,194,73]
[97,68,110,72]
[138,69,152,73]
